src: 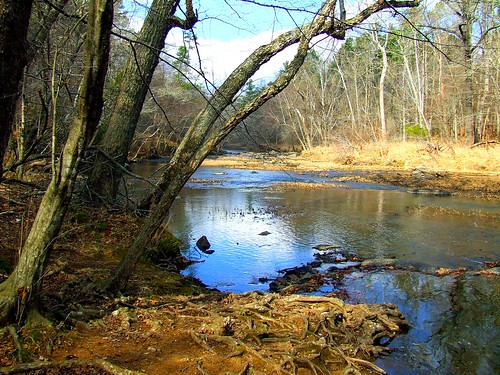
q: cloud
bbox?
[125,1,341,87]
[165,28,299,87]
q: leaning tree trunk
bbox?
[86,0,196,203]
[105,0,420,293]
[0,0,34,181]
[0,0,113,325]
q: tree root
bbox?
[0,358,146,374]
[190,331,216,354]
[6,326,23,363]
[196,358,211,375]
[30,293,407,374]
[180,293,407,374]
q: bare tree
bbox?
[372,28,389,141]
[105,0,420,293]
[86,0,197,203]
[0,0,114,325]
[0,0,34,181]
[438,0,499,143]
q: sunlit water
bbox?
[130,162,500,374]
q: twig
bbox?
[0,196,26,206]
[94,147,157,189]
[6,326,23,363]
[196,358,211,375]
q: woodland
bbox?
[0,0,498,373]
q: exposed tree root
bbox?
[151,292,408,374]
[0,358,145,374]
[4,293,408,374]
[6,326,23,363]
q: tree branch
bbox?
[168,0,198,29]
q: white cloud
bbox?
[164,28,302,87]
[126,1,341,88]
[196,30,298,85]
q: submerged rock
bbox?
[361,258,396,268]
[407,188,452,196]
[313,244,341,251]
[269,264,324,293]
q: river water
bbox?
[130,162,500,375]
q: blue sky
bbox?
[121,1,385,84]
[192,0,324,41]
[125,1,324,40]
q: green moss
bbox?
[146,231,183,263]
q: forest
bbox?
[0,0,498,374]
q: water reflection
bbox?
[344,271,500,374]
[130,165,499,374]
[164,175,498,289]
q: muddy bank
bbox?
[1,293,409,375]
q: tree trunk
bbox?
[0,0,34,181]
[106,0,420,293]
[0,0,113,325]
[86,0,196,203]
[462,24,478,144]
[373,30,389,142]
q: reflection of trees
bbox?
[389,272,500,374]
[354,271,454,373]
[165,185,499,373]
[436,275,500,374]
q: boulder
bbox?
[196,236,212,253]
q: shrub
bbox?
[405,124,428,139]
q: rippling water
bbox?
[130,163,500,374]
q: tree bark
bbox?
[0,0,113,325]
[373,30,389,142]
[86,0,196,203]
[443,0,482,143]
[0,0,34,181]
[106,0,420,293]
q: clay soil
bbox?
[0,142,498,374]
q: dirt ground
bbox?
[0,144,498,374]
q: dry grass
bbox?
[299,141,499,174]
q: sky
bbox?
[122,1,384,85]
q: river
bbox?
[130,161,500,375]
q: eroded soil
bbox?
[1,150,499,374]
[2,292,409,375]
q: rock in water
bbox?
[196,236,211,252]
